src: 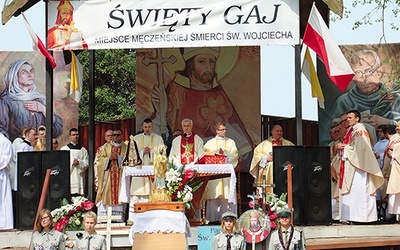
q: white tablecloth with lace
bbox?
[118,164,236,204]
[132,210,190,234]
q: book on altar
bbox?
[197,152,227,164]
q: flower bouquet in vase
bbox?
[165,163,203,211]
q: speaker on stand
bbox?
[303,146,331,226]
[16,151,71,230]
[16,152,41,230]
[273,146,331,226]
[273,146,304,225]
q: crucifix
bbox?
[253,175,275,212]
[247,192,261,207]
[142,48,176,141]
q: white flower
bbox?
[74,218,81,225]
[51,196,94,232]
[165,169,181,182]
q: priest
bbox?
[169,118,204,166]
[336,110,384,223]
[249,125,294,193]
[204,122,238,222]
[95,129,128,221]
[60,128,89,195]
[129,119,165,221]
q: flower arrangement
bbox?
[51,196,95,232]
[165,163,203,209]
[248,192,288,229]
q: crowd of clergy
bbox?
[2,109,400,234]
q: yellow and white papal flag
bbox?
[69,50,83,103]
[302,46,325,109]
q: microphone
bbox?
[183,133,188,138]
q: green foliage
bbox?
[77,49,137,124]
[331,1,400,34]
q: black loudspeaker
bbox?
[17,152,41,230]
[16,151,70,230]
[41,151,71,211]
[273,146,304,225]
[303,146,332,226]
[273,146,331,226]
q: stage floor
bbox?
[1,222,400,249]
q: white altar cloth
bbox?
[132,210,190,234]
[129,210,191,245]
[118,164,236,204]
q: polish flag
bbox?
[302,3,354,92]
[22,13,57,69]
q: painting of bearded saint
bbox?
[135,46,261,172]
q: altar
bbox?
[130,203,190,250]
[118,164,237,220]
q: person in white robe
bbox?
[94,130,113,192]
[13,128,37,193]
[8,127,28,192]
[387,141,400,222]
[249,125,294,194]
[169,118,204,167]
[336,110,384,223]
[61,128,89,195]
[129,119,165,222]
[0,132,14,229]
[204,122,238,222]
[328,124,345,221]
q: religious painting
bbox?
[318,43,400,145]
[135,46,261,171]
[0,51,79,146]
[47,0,88,50]
[238,209,270,244]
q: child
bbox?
[266,208,304,250]
[74,211,106,250]
[30,209,65,250]
[212,211,245,250]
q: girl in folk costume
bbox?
[212,211,245,250]
[266,208,304,250]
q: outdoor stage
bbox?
[1,223,400,249]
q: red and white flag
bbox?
[302,3,353,92]
[22,13,57,69]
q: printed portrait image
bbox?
[318,43,400,146]
[238,209,271,244]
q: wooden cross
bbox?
[96,207,128,250]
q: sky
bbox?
[0,1,399,121]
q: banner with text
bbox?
[47,0,299,50]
